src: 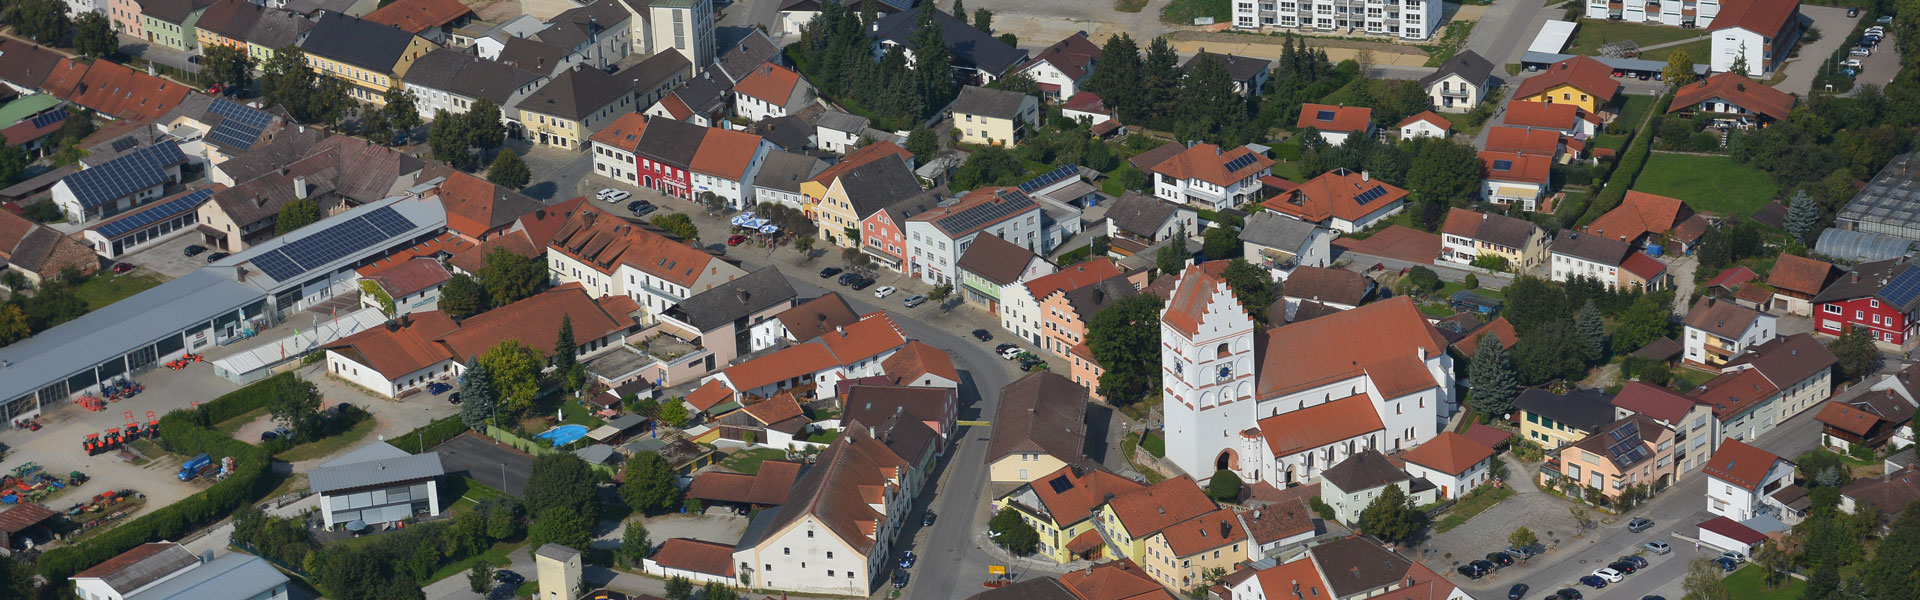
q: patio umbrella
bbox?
[759,224,779,234]
[345,519,366,532]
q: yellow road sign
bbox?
[988,565,1007,575]
[957,420,991,427]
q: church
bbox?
[1158,264,1458,485]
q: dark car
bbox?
[493,570,524,586]
[1469,560,1496,574]
[837,273,858,285]
[1609,560,1638,574]
[183,244,207,257]
[1579,575,1608,589]
[628,201,657,216]
[1642,596,1667,600]
[1714,557,1739,572]
[1850,6,1860,16]
[261,429,280,442]
[205,252,230,263]
[848,277,873,290]
[111,262,135,274]
[1487,552,1514,567]
[427,382,452,395]
[819,267,843,278]
[899,551,916,569]
[1621,555,1648,569]
[449,392,462,405]
[1455,564,1488,580]
[892,571,909,589]
[973,329,993,341]
[1627,517,1653,532]
[922,512,936,526]
[1556,590,1583,600]
[1507,584,1529,600]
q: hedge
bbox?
[1577,93,1673,227]
[35,375,293,582]
[393,415,467,454]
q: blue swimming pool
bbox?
[535,424,590,447]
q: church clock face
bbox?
[1217,364,1233,382]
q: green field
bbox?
[1723,565,1807,600]
[1566,19,1710,56]
[721,448,789,475]
[74,272,167,310]
[1633,153,1779,217]
[1161,0,1231,24]
[1613,94,1659,130]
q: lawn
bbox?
[1566,18,1710,56]
[1645,39,1713,65]
[558,401,606,428]
[275,416,378,462]
[1723,565,1806,600]
[73,272,167,311]
[1634,153,1780,217]
[1114,0,1149,11]
[1141,433,1166,458]
[426,541,521,584]
[442,475,506,516]
[1612,94,1659,130]
[1161,0,1231,24]
[721,448,789,475]
[1593,134,1630,152]
[1671,366,1718,391]
[1432,486,1517,533]
[214,407,268,435]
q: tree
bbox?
[527,453,599,518]
[459,356,497,431]
[1208,470,1243,501]
[905,127,938,158]
[1175,52,1246,143]
[201,44,255,91]
[528,507,593,552]
[1729,53,1750,77]
[1785,190,1820,244]
[381,88,422,144]
[952,0,966,23]
[264,377,325,438]
[1141,36,1181,126]
[429,110,473,166]
[972,8,993,33]
[1156,242,1187,275]
[554,315,580,391]
[951,145,1025,190]
[1404,266,1441,294]
[1356,483,1423,544]
[1509,527,1538,551]
[73,12,116,58]
[658,401,691,427]
[1468,333,1519,417]
[8,0,72,45]
[276,198,321,235]
[988,507,1040,554]
[651,213,700,241]
[440,273,486,319]
[478,247,544,307]
[1087,33,1144,123]
[665,576,694,600]
[700,582,738,600]
[1858,502,1920,600]
[1664,49,1698,86]
[1516,320,1589,384]
[909,2,956,116]
[620,451,683,515]
[1220,258,1276,323]
[1575,300,1607,362]
[0,144,28,186]
[1405,137,1484,208]
[468,563,493,593]
[1830,326,1882,382]
[465,99,507,156]
[1681,558,1731,600]
[1611,293,1672,353]
[619,521,652,566]
[1087,294,1166,401]
[0,304,29,346]
[479,339,542,412]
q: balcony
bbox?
[1438,87,1471,98]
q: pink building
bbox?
[109,0,143,35]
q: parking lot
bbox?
[118,228,223,279]
[1779,5,1866,95]
[432,433,534,497]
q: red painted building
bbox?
[631,117,709,201]
[1810,258,1920,350]
[861,188,941,273]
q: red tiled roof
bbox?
[1257,394,1387,457]
[1063,91,1110,114]
[732,63,803,107]
[1703,438,1787,491]
[71,542,192,583]
[448,230,535,274]
[686,379,733,412]
[775,293,860,343]
[818,312,907,365]
[1058,559,1176,600]
[1485,126,1563,156]
[544,201,723,287]
[1502,101,1599,131]
[1586,191,1694,243]
[1481,150,1552,184]
[1257,297,1447,399]
[1612,381,1702,423]
[1296,103,1373,132]
[1398,110,1451,130]
[1161,262,1232,337]
[1267,168,1409,224]
[1399,432,1496,475]
[1250,556,1328,600]
[58,60,194,121]
[1151,143,1274,188]
[1023,32,1101,80]
[1026,465,1144,527]
[1698,516,1768,545]
[690,128,764,181]
[1816,398,1892,437]
[1707,266,1760,290]
[687,460,803,505]
[1024,258,1123,306]
[1622,251,1669,280]
[722,343,839,392]
[1514,56,1621,103]
[589,112,650,151]
[883,340,958,385]
[322,311,459,380]
[1670,72,1794,121]
[1105,475,1218,536]
[1712,0,1801,36]
[363,0,471,33]
[1461,424,1513,450]
[427,167,542,238]
[1158,508,1247,556]
[1768,253,1837,296]
[742,392,806,426]
[650,538,737,577]
[1452,317,1517,357]
[1694,368,1781,419]
[0,502,55,534]
[434,285,632,362]
[358,257,451,298]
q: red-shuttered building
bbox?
[1811,258,1920,350]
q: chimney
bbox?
[386,319,400,332]
[1361,170,1370,182]
[235,266,249,283]
[293,176,309,200]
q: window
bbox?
[1873,299,1881,308]
[1826,304,1842,314]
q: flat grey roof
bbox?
[1840,153,1920,231]
[125,553,286,600]
[309,441,446,494]
[1521,51,1709,75]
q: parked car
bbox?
[892,571,909,589]
[596,188,615,199]
[1608,560,1638,574]
[1721,550,1746,563]
[1844,58,1864,68]
[848,277,873,290]
[1850,6,1860,16]
[603,190,632,203]
[1637,72,1650,80]
[1714,557,1739,572]
[1841,67,1860,78]
[627,201,657,216]
[1506,545,1536,559]
[1853,46,1875,56]
[922,512,935,526]
[1644,541,1671,555]
[494,570,524,586]
[426,382,452,395]
[898,551,916,569]
[261,429,280,442]
[206,252,230,263]
[972,329,994,341]
[727,234,748,246]
[1880,15,1895,23]
[1456,564,1488,580]
[1621,555,1649,569]
[111,262,134,274]
[837,273,859,286]
[873,285,897,298]
[1593,568,1624,582]
[1507,584,1528,600]
[1627,517,1653,532]
[902,294,926,308]
[1579,575,1608,589]
[449,392,462,405]
[1469,560,1495,574]
[1556,590,1583,600]
[819,267,843,278]
[1612,69,1626,77]
[1486,552,1514,567]
[995,343,1017,355]
[183,244,207,257]
[1642,596,1667,600]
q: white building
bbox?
[904,188,1045,286]
[1150,143,1274,211]
[401,49,546,124]
[641,0,718,69]
[1683,296,1778,369]
[1703,439,1795,521]
[1161,265,1452,483]
[1586,0,1722,26]
[1232,0,1444,40]
[1399,432,1497,499]
[1420,50,1495,112]
[308,441,445,529]
[1016,32,1100,102]
[731,63,815,122]
[689,129,774,209]
[814,111,870,154]
[73,542,204,600]
[541,201,749,318]
[1710,0,1804,77]
[1239,212,1333,280]
[1318,450,1432,525]
[50,142,188,224]
[752,150,827,209]
[1398,111,1450,140]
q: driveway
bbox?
[433,433,535,497]
[1778,6,1864,96]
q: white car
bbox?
[1866,26,1886,35]
[1844,58,1864,68]
[873,285,897,298]
[603,190,632,203]
[1592,568,1624,583]
[1853,47,1875,56]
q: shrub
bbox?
[1309,496,1337,521]
[394,415,467,454]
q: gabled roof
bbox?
[810,140,913,185]
[195,0,268,42]
[1105,475,1217,537]
[72,542,200,593]
[1703,439,1788,491]
[988,371,1088,464]
[543,200,723,286]
[1281,265,1369,306]
[1027,259,1124,309]
[496,36,572,74]
[1105,192,1186,237]
[420,166,544,237]
[732,63,805,107]
[1817,390,1915,436]
[1484,126,1563,156]
[775,293,860,343]
[1671,72,1793,121]
[245,7,316,48]
[951,85,1033,120]
[760,428,921,554]
[1320,449,1409,492]
[402,50,542,105]
[1811,258,1920,312]
[715,29,783,83]
[1127,141,1185,172]
[1585,191,1695,244]
[1698,515,1769,545]
[1723,333,1836,390]
[1268,168,1409,224]
[1152,143,1273,188]
[1419,49,1494,88]
[1056,559,1175,600]
[1022,32,1100,80]
[956,231,1042,285]
[1296,103,1373,132]
[843,385,951,435]
[363,0,472,33]
[1694,367,1782,419]
[1612,381,1704,423]
[520,66,632,120]
[1255,296,1445,399]
[1307,536,1413,599]
[659,267,796,332]
[752,149,827,193]
[1441,207,1539,249]
[0,38,62,91]
[1767,253,1838,296]
[685,379,733,412]
[648,538,739,577]
[741,392,807,428]
[1622,250,1669,280]
[434,285,634,361]
[834,155,924,221]
[1400,432,1496,475]
[909,187,1038,239]
[1712,0,1802,36]
[1240,210,1324,252]
[868,8,1027,77]
[1840,466,1920,515]
[1451,317,1517,358]
[588,112,651,152]
[1502,100,1599,130]
[689,128,765,181]
[359,257,451,298]
[309,441,446,494]
[1481,150,1551,184]
[1398,110,1452,130]
[688,460,804,506]
[1684,296,1766,339]
[1181,51,1272,81]
[1514,55,1620,102]
[1021,465,1144,528]
[59,61,194,121]
[883,340,959,385]
[57,142,187,208]
[144,0,210,23]
[300,12,424,73]
[1514,387,1618,432]
[1157,508,1247,556]
[1569,414,1666,470]
[1706,266,1761,291]
[1258,394,1387,458]
[1551,230,1632,265]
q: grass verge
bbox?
[1432,486,1516,533]
[74,272,167,311]
[1161,0,1231,24]
[1633,153,1780,218]
[214,407,268,435]
[1566,18,1708,55]
[721,448,789,475]
[275,417,378,462]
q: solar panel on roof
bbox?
[1047,475,1074,494]
[249,251,302,281]
[934,191,1037,235]
[205,99,273,150]
[1224,152,1260,173]
[1493,159,1514,171]
[247,207,418,281]
[1608,421,1639,442]
[1315,110,1335,121]
[1883,266,1920,307]
[110,137,140,153]
[1353,186,1389,206]
[93,189,213,239]
[1018,164,1079,194]
[61,142,185,209]
[29,107,66,129]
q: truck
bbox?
[177,453,211,481]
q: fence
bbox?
[483,425,617,475]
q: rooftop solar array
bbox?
[110,136,141,153]
[247,206,418,281]
[29,107,66,129]
[1605,421,1646,466]
[1315,110,1335,121]
[93,188,213,239]
[60,141,187,209]
[1224,152,1260,173]
[205,99,273,150]
[1883,266,1920,307]
[1493,159,1514,172]
[1354,185,1390,206]
[1046,474,1073,494]
[934,191,1037,236]
[1018,164,1079,194]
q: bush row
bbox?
[392,415,467,454]
[1577,94,1674,227]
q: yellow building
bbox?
[987,371,1091,485]
[1091,475,1218,565]
[951,85,1038,147]
[193,0,263,53]
[514,67,638,150]
[992,465,1143,564]
[1515,388,1619,450]
[1512,56,1620,114]
[1139,509,1248,591]
[801,142,918,248]
[298,12,436,104]
[244,9,315,63]
[1438,208,1550,271]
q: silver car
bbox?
[1643,541,1671,555]
[902,294,926,308]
